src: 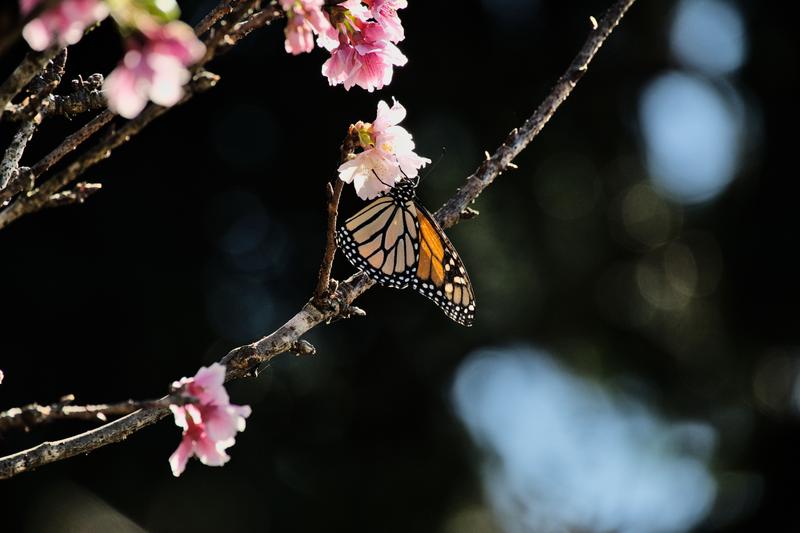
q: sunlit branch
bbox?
[0,393,191,434]
[314,130,360,302]
[0,46,62,121]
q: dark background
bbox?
[1,0,798,531]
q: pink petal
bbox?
[170,404,189,430]
[339,151,398,199]
[147,54,189,107]
[169,436,195,477]
[21,0,108,51]
[194,433,231,467]
[191,363,229,405]
[104,63,149,119]
[337,98,430,198]
[142,21,205,66]
[21,19,53,51]
[374,98,406,131]
[20,0,40,16]
[203,406,238,441]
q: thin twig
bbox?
[0,109,113,208]
[227,5,285,43]
[0,5,284,229]
[434,0,635,229]
[4,73,105,121]
[0,167,33,207]
[314,130,358,301]
[8,47,68,122]
[0,73,219,229]
[0,408,170,479]
[0,0,637,479]
[0,393,188,434]
[32,111,113,179]
[0,46,62,121]
[197,0,261,67]
[195,0,250,36]
[0,50,67,190]
[44,182,102,208]
[0,121,36,190]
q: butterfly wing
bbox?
[411,204,476,326]
[336,195,420,289]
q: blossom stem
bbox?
[314,129,359,303]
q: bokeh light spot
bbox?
[621,183,677,247]
[452,348,717,533]
[639,72,744,204]
[670,0,748,76]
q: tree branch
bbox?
[195,0,250,36]
[0,121,36,190]
[25,110,113,192]
[434,1,635,229]
[227,5,285,43]
[0,73,219,229]
[43,181,102,208]
[0,49,66,191]
[197,0,261,66]
[314,130,359,302]
[0,46,62,121]
[0,3,285,229]
[0,392,190,434]
[0,0,638,479]
[3,73,106,121]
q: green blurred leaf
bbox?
[135,0,181,22]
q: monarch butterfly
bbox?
[336,175,476,326]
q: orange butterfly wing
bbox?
[412,205,476,326]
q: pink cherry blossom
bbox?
[364,0,406,43]
[20,0,109,51]
[0,369,4,384]
[168,363,251,477]
[279,0,335,55]
[318,0,407,91]
[322,33,406,92]
[104,21,205,119]
[338,98,430,200]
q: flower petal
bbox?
[169,436,195,477]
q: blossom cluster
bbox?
[339,98,430,199]
[20,0,109,51]
[281,0,408,92]
[104,20,205,118]
[168,363,251,477]
[20,0,205,119]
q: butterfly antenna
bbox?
[372,169,392,187]
[420,147,447,183]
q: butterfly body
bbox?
[336,178,476,326]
